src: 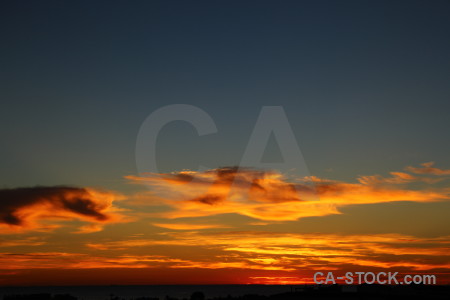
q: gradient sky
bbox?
[1,0,450,286]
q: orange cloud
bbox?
[0,186,127,233]
[0,251,292,272]
[0,237,45,247]
[152,223,230,230]
[86,231,450,274]
[126,165,450,221]
[406,162,450,175]
[0,252,176,270]
[73,224,105,234]
[1,230,448,284]
[357,171,442,184]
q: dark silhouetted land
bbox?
[1,284,450,300]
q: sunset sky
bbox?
[1,0,450,286]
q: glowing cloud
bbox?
[406,162,450,175]
[0,186,127,233]
[126,165,450,221]
[152,223,230,230]
[86,231,450,274]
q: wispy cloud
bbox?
[0,236,46,247]
[126,165,450,221]
[86,231,450,274]
[152,223,230,230]
[9,231,448,275]
[72,224,105,234]
[406,162,450,176]
[0,252,172,270]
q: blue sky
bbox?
[1,0,450,191]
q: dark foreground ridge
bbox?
[2,284,450,300]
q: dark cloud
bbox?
[0,186,124,232]
[190,194,224,206]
